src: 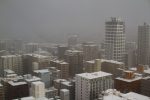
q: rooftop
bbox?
[54,79,67,83]
[122,92,150,100]
[24,53,49,58]
[61,81,72,86]
[4,69,15,74]
[102,89,150,100]
[60,89,69,92]
[32,81,44,85]
[101,59,124,65]
[18,96,35,100]
[45,87,57,92]
[76,71,112,79]
[144,68,150,74]
[8,81,27,86]
[34,69,49,73]
[24,76,41,82]
[1,54,21,58]
[116,77,142,82]
[51,60,68,64]
[65,50,83,55]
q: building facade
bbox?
[137,23,150,66]
[0,55,23,77]
[84,59,101,73]
[101,59,125,78]
[31,81,45,98]
[82,42,99,61]
[60,89,70,100]
[105,17,125,63]
[50,60,69,79]
[75,71,113,100]
[65,50,83,77]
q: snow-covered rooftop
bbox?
[76,71,112,79]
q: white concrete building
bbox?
[60,89,70,100]
[105,17,125,63]
[75,71,113,100]
[31,81,45,98]
[0,55,23,76]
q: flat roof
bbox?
[76,71,112,79]
[45,87,57,92]
[123,92,150,100]
[8,81,27,86]
[144,69,150,74]
[86,60,95,63]
[4,69,15,74]
[20,96,35,100]
[60,89,69,92]
[101,59,124,65]
[102,89,150,100]
[61,81,72,86]
[67,49,82,52]
[24,54,49,58]
[116,77,142,82]
[1,54,21,58]
[32,81,44,85]
[51,60,68,64]
[34,69,49,73]
[54,79,67,83]
[24,76,41,82]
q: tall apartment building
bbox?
[125,42,137,67]
[82,42,99,61]
[57,45,68,60]
[137,23,150,66]
[75,71,113,100]
[105,17,125,63]
[0,55,23,77]
[68,34,78,48]
[0,83,4,100]
[65,50,83,77]
[34,69,50,88]
[60,89,70,100]
[84,59,101,73]
[31,81,45,98]
[50,60,69,79]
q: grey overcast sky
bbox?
[0,0,150,43]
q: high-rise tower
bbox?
[105,17,125,63]
[137,23,150,66]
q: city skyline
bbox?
[0,0,150,100]
[0,0,150,43]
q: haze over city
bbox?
[0,0,150,42]
[0,0,150,100]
